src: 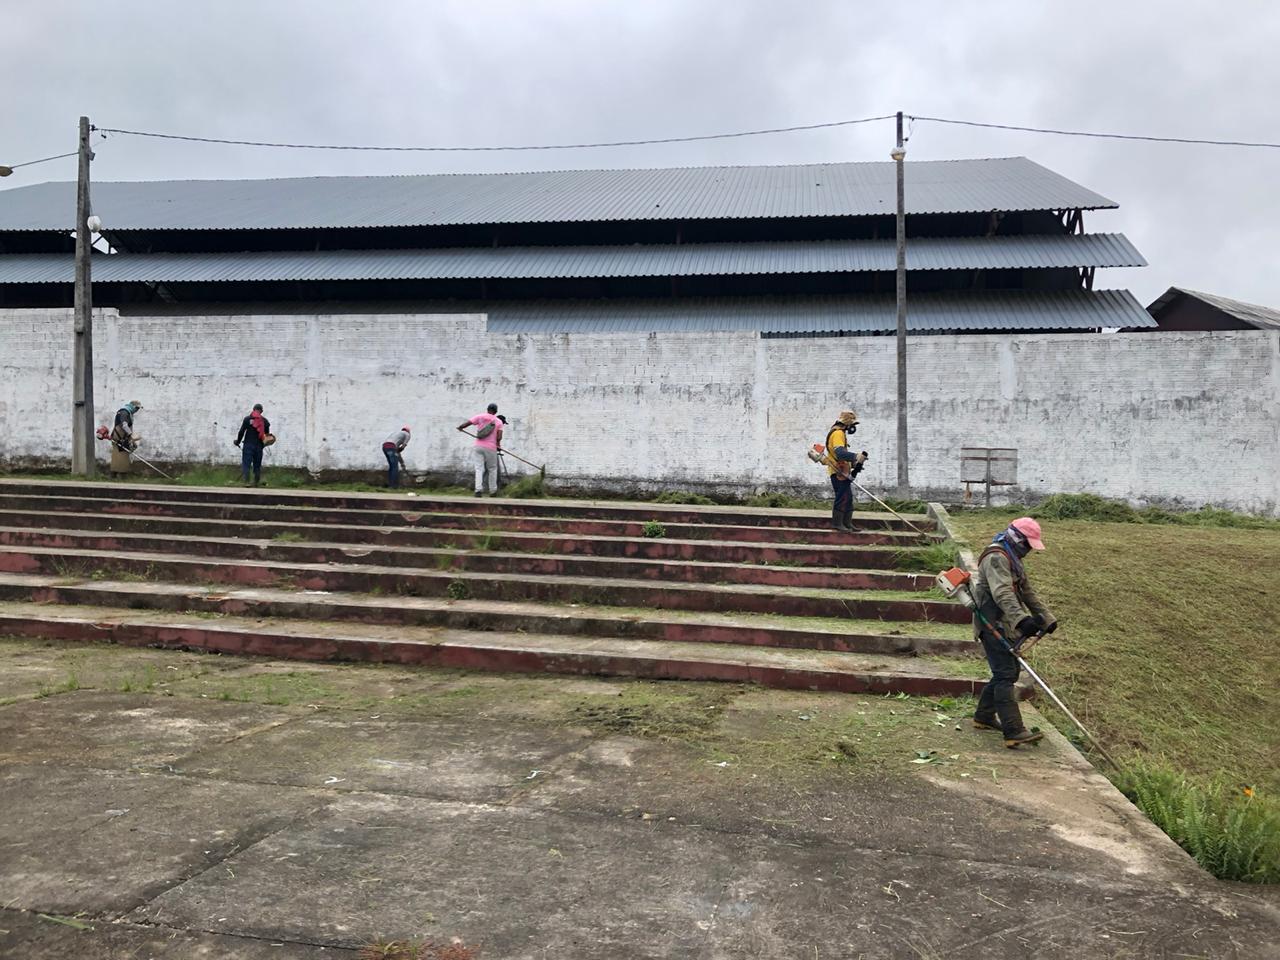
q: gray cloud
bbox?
[3,0,1277,306]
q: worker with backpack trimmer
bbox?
[456,403,503,497]
[824,410,868,532]
[971,517,1059,748]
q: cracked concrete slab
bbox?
[0,908,356,958]
[0,764,326,915]
[130,791,1280,959]
[0,690,299,768]
[2,642,1277,959]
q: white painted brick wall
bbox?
[1,308,1275,514]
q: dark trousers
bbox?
[241,444,263,484]
[384,446,400,488]
[975,624,1025,735]
[830,474,852,520]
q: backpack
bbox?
[475,421,497,439]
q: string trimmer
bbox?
[935,565,1121,770]
[460,429,545,479]
[95,427,174,480]
[806,443,926,535]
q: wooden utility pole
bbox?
[893,111,908,496]
[71,116,95,476]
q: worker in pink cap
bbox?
[970,516,1057,748]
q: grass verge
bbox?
[949,507,1279,881]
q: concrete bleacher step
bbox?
[0,508,914,569]
[0,601,983,697]
[0,492,930,547]
[0,526,931,592]
[0,480,977,697]
[0,573,975,657]
[0,545,966,623]
[0,479,929,532]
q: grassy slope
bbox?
[950,510,1280,791]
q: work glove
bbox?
[234,441,241,448]
[1015,615,1043,640]
[1042,619,1058,635]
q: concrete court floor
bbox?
[0,637,1276,959]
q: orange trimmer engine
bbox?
[935,566,978,610]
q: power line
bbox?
[909,114,1280,150]
[97,114,896,153]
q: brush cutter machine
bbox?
[95,425,174,480]
[935,566,1120,768]
[806,444,926,534]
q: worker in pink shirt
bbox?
[456,403,503,496]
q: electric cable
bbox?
[908,114,1280,150]
[95,114,897,153]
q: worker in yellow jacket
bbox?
[825,410,867,532]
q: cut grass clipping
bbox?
[1117,761,1280,883]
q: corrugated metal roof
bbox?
[0,233,1144,284]
[1148,287,1280,331]
[0,157,1116,232]
[481,290,1154,335]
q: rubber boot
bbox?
[830,506,844,531]
[841,509,855,533]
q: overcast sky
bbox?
[3,0,1277,307]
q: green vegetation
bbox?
[471,532,499,551]
[1117,760,1279,883]
[1033,492,1280,530]
[892,540,958,573]
[445,579,471,600]
[502,472,547,499]
[653,491,716,505]
[271,531,305,543]
[641,520,667,538]
[746,491,827,510]
[949,508,1279,881]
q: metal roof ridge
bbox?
[7,155,1044,189]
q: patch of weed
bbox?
[472,532,499,551]
[446,579,471,601]
[35,670,81,699]
[746,492,827,510]
[271,531,305,543]
[1116,761,1280,883]
[1033,492,1279,530]
[653,491,716,505]
[642,520,667,538]
[892,540,958,573]
[502,473,546,499]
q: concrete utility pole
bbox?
[892,111,909,496]
[71,116,95,476]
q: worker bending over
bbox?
[971,517,1058,748]
[382,426,411,489]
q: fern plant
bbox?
[1119,761,1280,883]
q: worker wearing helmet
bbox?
[382,426,412,489]
[971,517,1058,748]
[824,410,867,532]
